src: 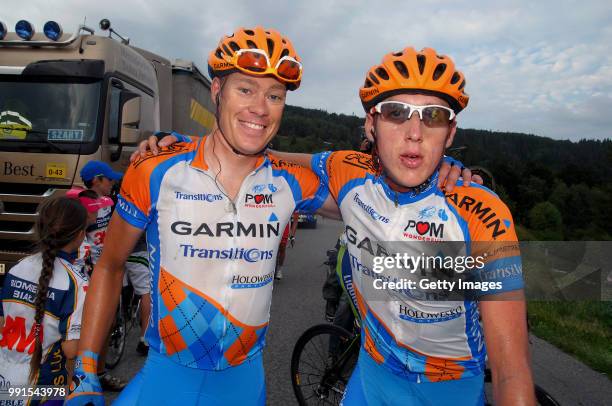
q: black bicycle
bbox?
[291,323,560,406]
[105,284,142,369]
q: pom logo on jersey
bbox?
[403,220,445,241]
[245,193,274,208]
[0,316,41,354]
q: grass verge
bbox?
[528,301,612,377]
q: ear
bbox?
[445,119,457,149]
[211,77,223,105]
[364,113,376,142]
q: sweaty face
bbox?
[214,72,287,154]
[365,93,456,190]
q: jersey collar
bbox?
[190,135,268,173]
[378,170,441,205]
[56,250,78,263]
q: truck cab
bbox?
[0,20,214,275]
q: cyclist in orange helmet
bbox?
[67,26,338,406]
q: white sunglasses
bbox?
[373,101,455,127]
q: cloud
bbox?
[2,0,611,139]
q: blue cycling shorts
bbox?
[115,348,265,405]
[342,349,484,406]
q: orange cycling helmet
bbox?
[359,47,469,114]
[208,26,302,90]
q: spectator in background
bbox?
[0,197,89,403]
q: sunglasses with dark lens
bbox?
[231,49,302,82]
[373,101,456,128]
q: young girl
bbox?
[0,197,89,404]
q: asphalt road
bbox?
[105,217,612,405]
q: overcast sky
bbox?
[3,0,611,140]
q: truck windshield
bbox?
[0,79,101,153]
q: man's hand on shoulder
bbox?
[130,132,180,162]
[438,158,484,192]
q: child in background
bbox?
[66,188,114,275]
[79,161,123,265]
[0,197,89,404]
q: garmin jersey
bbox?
[116,137,326,370]
[0,252,88,388]
[311,151,523,383]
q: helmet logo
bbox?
[213,61,233,69]
[360,88,379,98]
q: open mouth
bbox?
[399,153,423,169]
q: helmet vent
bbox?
[417,54,426,75]
[451,72,461,84]
[215,48,223,58]
[244,29,255,36]
[392,51,403,57]
[280,48,289,58]
[222,44,233,55]
[459,80,466,91]
[229,41,241,52]
[369,73,380,85]
[364,78,373,88]
[246,40,258,49]
[282,39,287,44]
[265,30,271,34]
[393,61,409,79]
[375,67,389,81]
[267,38,275,56]
[432,64,447,80]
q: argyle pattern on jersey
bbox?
[157,268,268,370]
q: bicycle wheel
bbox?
[291,324,360,406]
[105,301,127,369]
[535,384,560,406]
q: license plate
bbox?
[46,163,67,178]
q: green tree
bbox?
[528,201,563,240]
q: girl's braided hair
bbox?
[28,196,87,384]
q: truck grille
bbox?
[0,183,70,252]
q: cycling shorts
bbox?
[123,251,150,295]
[114,348,265,405]
[342,349,484,406]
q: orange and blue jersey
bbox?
[311,150,523,383]
[116,136,326,371]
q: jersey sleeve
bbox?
[447,186,524,295]
[311,150,375,205]
[269,154,328,213]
